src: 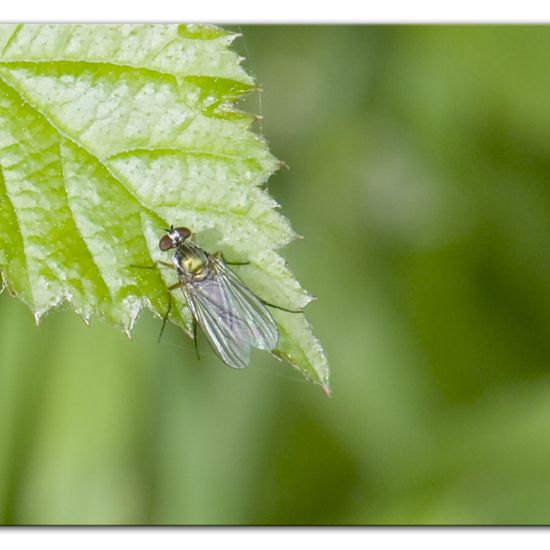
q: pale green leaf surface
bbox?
[0,24,329,389]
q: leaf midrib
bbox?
[0,60,179,85]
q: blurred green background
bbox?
[1,25,550,525]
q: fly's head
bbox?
[159,225,191,252]
[159,225,209,279]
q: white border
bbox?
[1,528,550,550]
[2,0,550,23]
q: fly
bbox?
[156,226,283,369]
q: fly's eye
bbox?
[159,234,174,251]
[174,227,191,240]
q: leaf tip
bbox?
[226,30,243,44]
[277,159,290,171]
[322,383,332,398]
[33,311,43,327]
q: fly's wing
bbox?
[182,274,252,369]
[209,256,279,351]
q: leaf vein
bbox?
[57,141,116,308]
[0,70,162,227]
[0,162,32,303]
[1,24,23,57]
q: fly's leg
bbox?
[157,292,171,343]
[192,317,200,361]
[261,300,303,314]
[158,283,201,362]
[130,261,173,269]
[130,264,155,269]
[130,260,200,355]
[213,251,250,266]
[157,282,180,343]
[129,261,181,343]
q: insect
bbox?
[155,226,282,369]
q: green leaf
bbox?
[0,24,329,390]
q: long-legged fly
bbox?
[153,226,290,369]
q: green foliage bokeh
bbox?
[1,25,549,524]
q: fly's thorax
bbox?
[173,243,210,280]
